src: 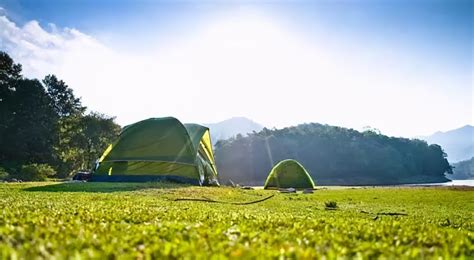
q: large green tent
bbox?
[92,117,219,185]
[264,159,315,189]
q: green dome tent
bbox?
[264,159,315,189]
[92,117,219,185]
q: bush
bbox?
[19,164,56,181]
[324,201,338,209]
[0,167,9,180]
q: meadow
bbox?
[0,182,472,259]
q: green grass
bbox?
[0,182,473,259]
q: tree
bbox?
[0,51,22,84]
[0,77,56,165]
[0,52,121,180]
[81,112,121,169]
[0,51,23,161]
[43,74,85,117]
[41,74,120,177]
[54,113,86,177]
[54,112,120,178]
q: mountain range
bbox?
[418,125,474,163]
[203,117,264,144]
[206,117,473,164]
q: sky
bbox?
[0,0,472,137]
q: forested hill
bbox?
[449,157,474,180]
[214,124,453,185]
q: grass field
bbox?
[0,182,473,258]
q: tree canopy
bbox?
[214,124,453,185]
[0,51,120,180]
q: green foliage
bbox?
[0,51,120,179]
[0,183,472,258]
[451,157,474,180]
[0,52,22,84]
[0,167,9,180]
[325,201,338,209]
[54,112,121,177]
[43,74,85,117]
[81,112,121,169]
[18,164,56,181]
[215,124,452,185]
[0,77,57,164]
[54,114,85,176]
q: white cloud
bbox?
[0,11,471,137]
[0,16,110,78]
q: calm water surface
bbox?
[442,180,474,186]
[407,180,474,187]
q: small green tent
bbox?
[92,117,219,185]
[264,159,315,189]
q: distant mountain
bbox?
[419,125,474,163]
[204,117,264,144]
[447,157,474,180]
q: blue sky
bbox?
[0,0,472,137]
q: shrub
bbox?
[0,167,9,180]
[19,164,56,181]
[324,201,338,209]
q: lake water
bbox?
[407,180,474,187]
[253,180,474,189]
[441,180,474,186]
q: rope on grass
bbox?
[173,194,275,205]
[360,210,408,216]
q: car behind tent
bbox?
[264,159,315,189]
[92,117,219,185]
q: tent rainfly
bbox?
[264,159,315,189]
[92,117,219,185]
